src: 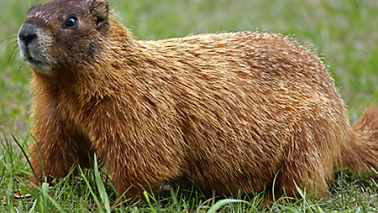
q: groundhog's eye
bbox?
[62,16,78,28]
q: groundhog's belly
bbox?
[174,96,290,193]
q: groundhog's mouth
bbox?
[25,56,53,74]
[25,56,47,68]
[26,56,45,65]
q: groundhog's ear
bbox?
[89,0,109,30]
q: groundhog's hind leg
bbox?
[275,153,328,198]
[274,120,333,198]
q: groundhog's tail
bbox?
[343,106,378,173]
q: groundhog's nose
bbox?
[18,23,38,47]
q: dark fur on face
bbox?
[19,0,109,76]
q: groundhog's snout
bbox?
[18,18,53,74]
[18,23,38,49]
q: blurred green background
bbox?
[1,0,378,138]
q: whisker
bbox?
[0,35,18,44]
[6,41,20,65]
[0,16,19,33]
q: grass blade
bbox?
[206,198,249,213]
[93,154,111,213]
[77,165,102,210]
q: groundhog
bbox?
[18,0,378,201]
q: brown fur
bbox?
[18,0,378,200]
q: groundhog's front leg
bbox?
[111,170,164,201]
[89,115,184,200]
[93,134,179,200]
[29,114,93,185]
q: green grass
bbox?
[1,0,378,212]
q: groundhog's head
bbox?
[18,0,110,75]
